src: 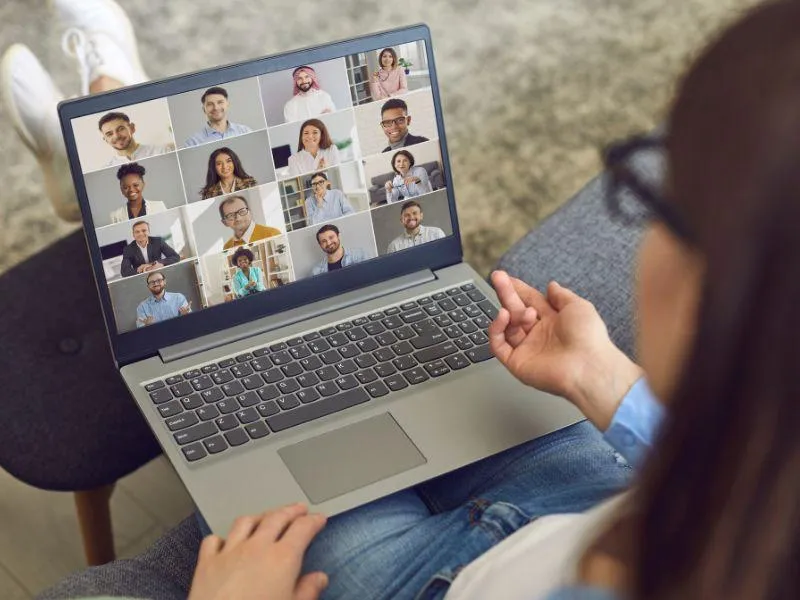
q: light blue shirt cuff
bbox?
[602,377,664,469]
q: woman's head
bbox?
[601,2,800,598]
[379,47,398,69]
[116,162,146,203]
[297,119,332,152]
[232,247,254,269]
[391,149,415,175]
[203,147,252,192]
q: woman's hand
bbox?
[385,180,394,191]
[488,270,642,430]
[403,176,420,186]
[188,504,328,600]
[317,157,327,169]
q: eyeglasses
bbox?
[603,135,693,244]
[310,180,327,187]
[222,207,250,222]
[147,278,165,286]
[380,116,408,129]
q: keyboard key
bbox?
[235,353,253,363]
[423,304,443,316]
[404,368,430,385]
[201,364,219,374]
[257,401,280,417]
[466,344,494,363]
[448,310,468,323]
[467,289,486,302]
[236,407,260,424]
[413,319,438,334]
[281,362,303,378]
[444,326,462,339]
[384,374,408,391]
[434,315,453,328]
[271,351,292,366]
[203,435,228,454]
[241,375,263,390]
[149,388,173,404]
[336,374,359,390]
[278,379,301,394]
[376,332,398,346]
[246,421,271,439]
[417,296,433,305]
[364,322,385,335]
[368,312,385,321]
[454,336,474,351]
[231,364,254,378]
[414,341,458,363]
[357,338,379,353]
[174,421,217,445]
[309,339,331,353]
[384,306,401,316]
[251,357,272,371]
[338,344,359,359]
[317,382,340,397]
[468,332,489,345]
[355,354,377,368]
[394,325,415,340]
[266,387,370,432]
[316,366,338,381]
[410,331,446,349]
[461,283,476,291]
[222,381,245,396]
[355,369,378,384]
[145,380,165,392]
[270,342,288,352]
[215,414,239,431]
[217,398,240,414]
[328,333,348,347]
[393,355,417,371]
[366,381,390,398]
[303,332,321,341]
[445,354,471,370]
[257,385,280,401]
[321,349,341,365]
[237,391,260,407]
[320,327,337,336]
[262,368,284,384]
[400,309,426,323]
[217,358,236,368]
[438,299,457,312]
[424,360,451,378]
[287,337,304,347]
[459,321,479,334]
[432,292,447,301]
[401,301,418,310]
[453,294,471,307]
[158,400,182,418]
[346,327,367,341]
[382,316,403,329]
[252,347,270,357]
[375,363,398,377]
[297,372,320,388]
[297,388,321,404]
[170,381,193,397]
[300,355,324,371]
[183,369,201,380]
[179,394,203,410]
[473,315,491,329]
[335,359,358,375]
[197,405,220,421]
[277,394,300,410]
[165,375,183,386]
[374,348,396,364]
[477,300,499,319]
[464,305,482,319]
[211,370,234,385]
[182,443,207,462]
[353,317,369,326]
[336,322,353,331]
[446,287,461,296]
[224,428,250,447]
[392,341,414,356]
[289,345,311,360]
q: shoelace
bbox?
[61,27,101,96]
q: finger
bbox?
[488,307,514,364]
[503,306,539,346]
[294,572,329,600]
[279,512,328,554]
[490,271,527,322]
[546,281,582,312]
[225,515,261,548]
[253,503,309,542]
[509,277,556,318]
[198,534,224,559]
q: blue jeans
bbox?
[198,420,632,600]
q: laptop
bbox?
[58,25,582,534]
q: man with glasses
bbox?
[219,195,281,250]
[120,220,180,277]
[135,271,192,327]
[380,98,429,152]
[304,172,356,226]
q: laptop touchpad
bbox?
[278,413,427,504]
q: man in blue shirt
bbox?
[305,172,355,226]
[135,271,192,327]
[311,224,367,276]
[183,86,252,148]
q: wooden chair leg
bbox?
[74,483,116,565]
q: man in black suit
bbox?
[380,98,429,152]
[120,220,180,277]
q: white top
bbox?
[109,200,167,224]
[105,143,175,167]
[287,145,341,176]
[138,243,149,264]
[445,494,628,600]
[283,88,336,123]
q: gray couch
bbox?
[37,163,649,599]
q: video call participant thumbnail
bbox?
[184,86,253,147]
[385,149,432,203]
[98,111,175,167]
[311,224,367,275]
[201,147,258,200]
[120,220,180,277]
[219,194,281,250]
[380,98,429,152]
[135,271,191,327]
[111,162,166,224]
[369,47,408,100]
[305,172,354,226]
[288,119,341,176]
[231,247,266,298]
[386,200,445,254]
[283,65,336,123]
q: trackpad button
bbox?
[278,413,427,504]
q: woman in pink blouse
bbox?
[369,47,408,100]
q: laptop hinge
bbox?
[158,269,437,364]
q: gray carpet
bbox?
[0,0,760,277]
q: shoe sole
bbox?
[1,45,81,222]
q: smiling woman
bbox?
[110,162,167,223]
[200,146,257,199]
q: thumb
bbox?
[547,281,582,311]
[294,572,329,600]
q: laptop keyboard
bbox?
[143,282,499,463]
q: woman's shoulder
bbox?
[239,176,258,188]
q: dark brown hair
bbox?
[592,2,800,598]
[297,119,333,152]
[391,149,416,174]
[379,47,398,69]
[202,147,254,199]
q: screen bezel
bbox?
[58,24,463,367]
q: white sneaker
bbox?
[1,44,81,222]
[52,0,148,94]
